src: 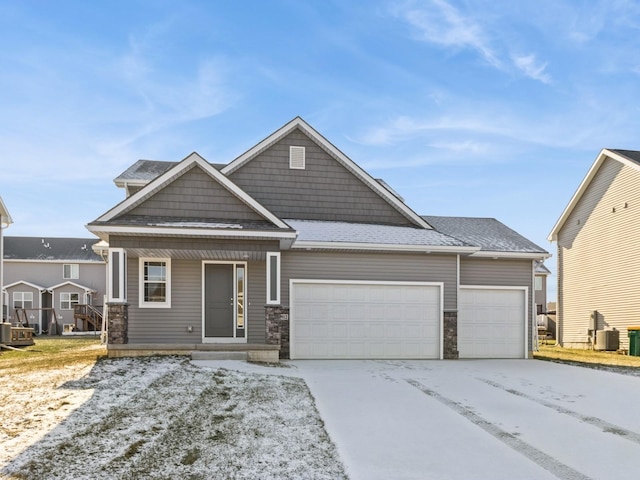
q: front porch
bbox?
[106,342,281,363]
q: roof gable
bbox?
[48,280,96,292]
[0,196,12,227]
[3,280,47,292]
[222,117,432,229]
[548,149,640,241]
[92,152,290,230]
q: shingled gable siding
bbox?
[459,257,534,350]
[228,129,414,225]
[125,165,264,221]
[124,256,267,344]
[279,251,457,309]
[557,158,640,350]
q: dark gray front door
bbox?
[204,264,234,337]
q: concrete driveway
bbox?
[286,359,640,480]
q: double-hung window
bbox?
[139,258,171,308]
[63,264,79,279]
[13,292,33,309]
[60,292,79,310]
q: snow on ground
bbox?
[0,356,346,480]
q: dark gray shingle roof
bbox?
[610,149,640,165]
[91,215,289,232]
[114,159,226,184]
[285,219,473,248]
[422,216,548,254]
[4,237,103,261]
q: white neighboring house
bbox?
[0,196,13,321]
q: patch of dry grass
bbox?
[535,343,640,368]
[0,337,106,374]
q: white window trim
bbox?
[139,257,171,308]
[108,248,126,303]
[60,292,80,310]
[534,276,543,291]
[13,291,33,309]
[63,263,80,280]
[266,252,281,305]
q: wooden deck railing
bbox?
[73,304,103,332]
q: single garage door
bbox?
[458,287,527,359]
[290,280,442,359]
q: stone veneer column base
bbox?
[443,310,459,359]
[265,305,290,359]
[107,303,129,345]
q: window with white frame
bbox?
[60,292,80,310]
[63,264,80,279]
[266,252,280,304]
[13,291,33,309]
[109,248,126,303]
[139,258,171,308]
[535,276,543,291]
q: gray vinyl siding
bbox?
[460,257,534,350]
[126,257,267,344]
[280,251,457,310]
[110,236,279,254]
[557,158,640,349]
[125,165,264,221]
[229,129,414,225]
[4,261,106,304]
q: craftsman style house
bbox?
[88,117,548,360]
[549,149,640,350]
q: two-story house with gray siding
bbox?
[88,117,548,361]
[3,237,106,333]
[549,149,640,350]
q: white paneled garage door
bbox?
[290,280,442,359]
[458,287,527,359]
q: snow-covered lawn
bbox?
[0,355,346,480]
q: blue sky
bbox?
[2,0,640,299]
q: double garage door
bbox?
[290,280,441,359]
[290,281,527,360]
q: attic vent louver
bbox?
[290,146,305,169]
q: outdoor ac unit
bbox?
[595,329,619,351]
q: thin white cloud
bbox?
[392,0,556,84]
[392,0,501,68]
[512,53,551,84]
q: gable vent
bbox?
[290,146,305,170]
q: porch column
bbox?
[265,305,290,359]
[107,303,128,344]
[443,310,459,359]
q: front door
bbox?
[204,263,246,342]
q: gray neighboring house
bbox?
[3,237,106,333]
[0,196,13,321]
[88,117,548,360]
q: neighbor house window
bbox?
[139,258,171,308]
[13,292,33,309]
[60,292,79,310]
[63,264,80,279]
[535,276,543,291]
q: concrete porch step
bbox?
[191,351,248,361]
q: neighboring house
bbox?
[534,261,551,315]
[548,148,640,350]
[0,196,13,321]
[87,117,549,360]
[3,237,106,333]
